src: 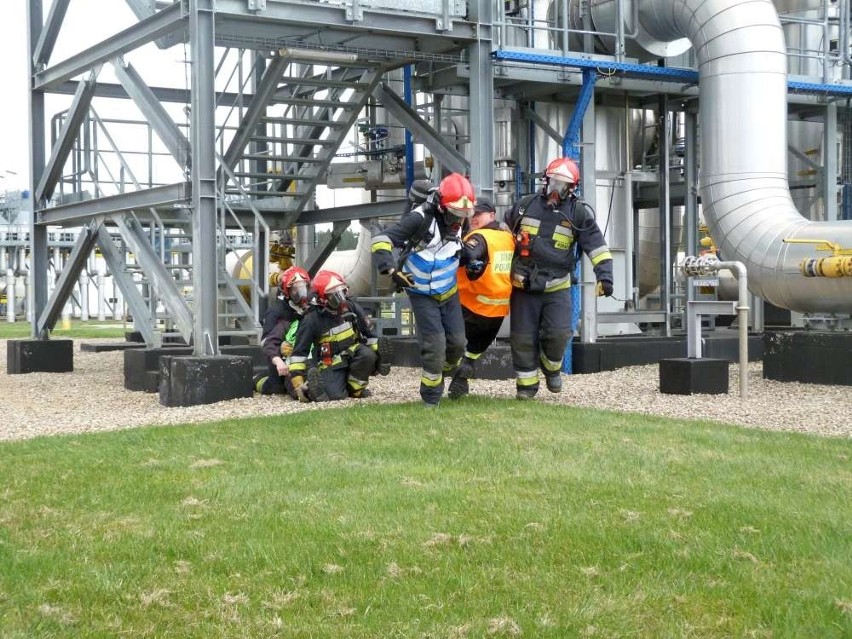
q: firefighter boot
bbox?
[306,367,330,402]
[376,337,393,376]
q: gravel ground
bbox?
[1,338,850,442]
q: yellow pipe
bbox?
[800,256,852,278]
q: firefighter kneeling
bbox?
[288,270,391,402]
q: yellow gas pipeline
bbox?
[782,238,852,278]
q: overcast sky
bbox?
[0,2,175,193]
[1,1,30,190]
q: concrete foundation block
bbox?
[659,357,729,395]
[159,355,254,407]
[7,339,74,374]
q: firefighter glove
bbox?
[389,268,414,289]
[596,280,614,297]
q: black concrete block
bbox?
[125,331,145,343]
[470,340,513,380]
[220,344,265,368]
[764,331,852,386]
[7,339,74,374]
[159,355,254,407]
[659,358,729,395]
[124,346,192,391]
[80,341,146,353]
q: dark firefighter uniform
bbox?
[505,193,613,396]
[288,300,379,401]
[371,202,466,406]
[255,299,304,398]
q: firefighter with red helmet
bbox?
[371,172,476,407]
[287,270,388,402]
[505,157,614,400]
[447,197,515,399]
[254,265,312,398]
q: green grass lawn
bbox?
[0,320,128,340]
[0,399,849,638]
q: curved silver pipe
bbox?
[640,0,852,314]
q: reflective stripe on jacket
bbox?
[404,215,462,297]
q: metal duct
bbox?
[638,0,852,314]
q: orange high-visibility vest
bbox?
[458,228,515,317]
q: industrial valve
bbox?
[782,238,852,278]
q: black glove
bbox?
[596,280,614,297]
[389,268,414,289]
[466,260,485,279]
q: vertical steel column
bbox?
[403,65,415,188]
[579,92,598,344]
[190,0,219,355]
[824,101,838,221]
[27,0,49,339]
[684,107,699,312]
[658,94,672,337]
[467,0,494,199]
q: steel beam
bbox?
[303,221,349,277]
[467,0,494,198]
[377,83,469,175]
[36,182,190,225]
[34,3,185,90]
[113,60,191,170]
[28,0,49,339]
[32,0,71,68]
[35,75,97,203]
[112,216,194,342]
[95,225,160,345]
[190,0,219,356]
[35,221,99,335]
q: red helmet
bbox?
[311,270,349,312]
[279,265,310,308]
[438,173,476,222]
[544,157,580,200]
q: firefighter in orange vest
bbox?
[447,197,515,399]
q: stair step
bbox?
[278,97,358,109]
[278,77,369,91]
[242,153,327,163]
[248,136,335,146]
[260,116,344,127]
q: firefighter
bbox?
[505,157,614,400]
[288,270,388,402]
[371,173,476,407]
[447,197,515,399]
[254,265,311,398]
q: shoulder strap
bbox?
[511,194,537,234]
[397,209,434,270]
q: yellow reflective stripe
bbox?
[544,280,572,293]
[540,355,562,373]
[590,249,612,265]
[474,294,510,307]
[348,377,368,390]
[372,241,393,253]
[421,371,443,387]
[517,373,539,387]
[464,351,482,361]
[328,326,356,341]
[290,362,307,374]
[433,285,458,302]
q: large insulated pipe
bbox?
[639,0,852,314]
